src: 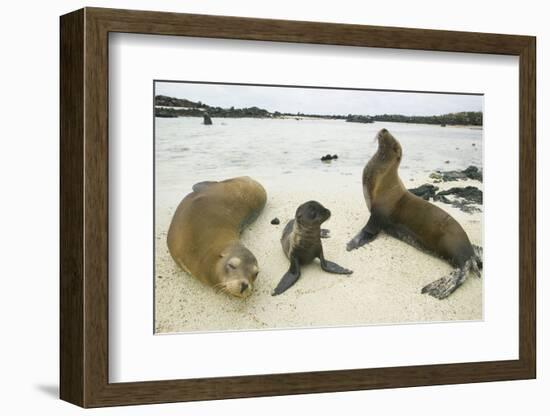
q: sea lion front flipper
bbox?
[346,214,381,251]
[192,181,217,192]
[320,229,331,239]
[319,251,353,275]
[272,256,301,296]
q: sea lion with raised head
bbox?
[272,201,352,296]
[347,129,482,299]
[167,176,267,298]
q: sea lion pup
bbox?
[347,129,482,299]
[167,176,267,298]
[272,201,353,296]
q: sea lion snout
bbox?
[224,277,254,298]
[376,128,394,144]
[375,129,402,162]
[214,245,259,298]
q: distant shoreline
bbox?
[155,111,482,129]
[154,94,483,126]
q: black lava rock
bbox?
[408,184,439,201]
[435,186,483,205]
[429,165,483,182]
[320,154,338,162]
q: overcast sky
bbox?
[155,82,483,116]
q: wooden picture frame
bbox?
[60,7,536,408]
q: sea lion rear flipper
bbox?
[192,181,217,192]
[320,251,353,275]
[421,258,478,299]
[472,244,483,269]
[346,214,381,251]
[272,257,301,296]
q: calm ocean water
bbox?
[155,117,482,194]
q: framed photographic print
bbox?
[60,7,536,408]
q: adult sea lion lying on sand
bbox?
[272,201,353,296]
[347,129,482,299]
[167,176,267,298]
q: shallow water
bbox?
[155,117,482,195]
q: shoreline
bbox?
[155,111,483,128]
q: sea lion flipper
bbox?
[272,257,301,296]
[421,269,465,299]
[192,181,217,192]
[472,244,483,270]
[346,215,381,251]
[319,251,353,275]
[421,258,478,299]
[320,229,331,239]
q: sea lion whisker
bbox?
[213,283,228,294]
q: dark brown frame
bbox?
[60,7,536,408]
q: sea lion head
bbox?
[374,128,402,167]
[215,244,259,298]
[295,200,331,227]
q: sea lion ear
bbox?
[192,181,217,192]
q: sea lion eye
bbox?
[227,257,241,270]
[253,271,259,280]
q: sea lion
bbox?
[347,129,482,299]
[272,201,352,296]
[167,176,267,298]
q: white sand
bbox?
[154,172,482,334]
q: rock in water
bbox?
[320,154,338,162]
[203,112,212,125]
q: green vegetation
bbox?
[363,112,483,126]
[154,95,483,126]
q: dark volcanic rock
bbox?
[430,165,482,182]
[462,166,483,181]
[409,183,483,214]
[408,184,439,200]
[321,154,338,162]
[434,186,483,214]
[435,186,483,205]
[270,218,280,225]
